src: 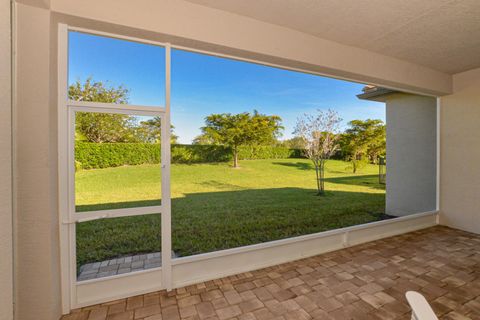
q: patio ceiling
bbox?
[186,0,480,74]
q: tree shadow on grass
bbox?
[76,199,162,212]
[271,161,384,191]
[75,187,386,267]
[272,161,363,175]
[324,174,385,190]
[272,161,313,170]
[195,180,245,191]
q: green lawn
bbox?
[76,159,385,267]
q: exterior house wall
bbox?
[0,0,13,319]
[386,93,437,216]
[440,67,480,234]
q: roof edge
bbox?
[357,86,398,102]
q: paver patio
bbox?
[78,252,162,281]
[78,252,178,281]
[62,226,480,320]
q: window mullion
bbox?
[161,43,172,291]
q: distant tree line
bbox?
[70,79,385,172]
[281,119,386,167]
[69,78,178,144]
[340,119,386,172]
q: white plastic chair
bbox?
[406,291,439,320]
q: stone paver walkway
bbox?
[64,226,480,319]
[78,252,177,281]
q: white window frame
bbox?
[58,24,172,312]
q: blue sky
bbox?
[69,31,384,144]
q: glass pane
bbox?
[171,49,387,258]
[68,31,165,107]
[76,214,161,281]
[74,112,162,212]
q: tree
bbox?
[199,110,283,168]
[279,136,306,149]
[366,122,386,163]
[137,117,178,144]
[69,78,129,104]
[70,78,179,144]
[342,119,386,172]
[294,109,342,195]
[69,78,135,143]
[192,134,216,145]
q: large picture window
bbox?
[59,24,436,313]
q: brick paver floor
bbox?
[78,252,178,281]
[62,226,480,319]
[78,252,161,281]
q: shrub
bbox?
[171,144,231,164]
[75,160,83,172]
[75,142,304,169]
[75,142,160,169]
[237,145,300,160]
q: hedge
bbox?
[75,142,160,169]
[237,145,303,160]
[75,142,304,169]
[171,144,231,164]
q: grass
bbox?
[76,159,385,267]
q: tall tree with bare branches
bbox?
[294,109,342,195]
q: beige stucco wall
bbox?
[440,67,480,234]
[385,93,437,216]
[14,3,62,320]
[0,0,13,319]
